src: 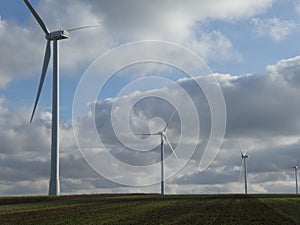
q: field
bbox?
[0,194,299,224]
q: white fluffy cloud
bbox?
[251,17,297,41]
[0,18,40,88]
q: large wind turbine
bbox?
[238,143,248,194]
[293,160,299,194]
[135,112,178,195]
[24,0,94,195]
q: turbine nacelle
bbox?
[46,30,70,40]
[158,131,165,136]
[241,154,248,159]
[295,161,299,169]
[238,141,249,194]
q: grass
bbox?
[0,194,299,224]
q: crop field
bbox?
[0,194,299,224]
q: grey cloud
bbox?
[221,71,300,137]
[65,55,300,193]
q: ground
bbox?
[0,194,299,224]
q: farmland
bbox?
[0,194,299,224]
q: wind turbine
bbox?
[24,0,95,195]
[135,111,178,195]
[293,160,299,194]
[238,142,248,194]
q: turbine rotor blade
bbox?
[30,40,51,123]
[238,140,244,155]
[134,133,160,136]
[24,0,49,35]
[297,160,300,167]
[163,110,177,132]
[164,134,179,161]
[67,25,100,32]
[284,166,295,170]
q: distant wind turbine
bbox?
[135,111,178,195]
[292,160,299,194]
[238,142,248,194]
[24,0,96,195]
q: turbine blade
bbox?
[164,135,179,161]
[238,159,243,181]
[30,40,51,123]
[238,140,244,155]
[297,160,300,167]
[67,25,100,32]
[280,166,294,172]
[134,133,160,136]
[283,166,295,170]
[238,140,247,156]
[163,110,177,132]
[24,0,49,35]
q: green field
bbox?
[0,194,299,224]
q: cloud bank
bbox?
[1,54,300,195]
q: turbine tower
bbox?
[293,160,299,194]
[24,0,95,195]
[238,142,248,194]
[135,112,178,195]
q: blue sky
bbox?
[1,0,300,195]
[205,0,300,74]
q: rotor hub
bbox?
[46,30,70,40]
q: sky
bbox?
[0,0,300,196]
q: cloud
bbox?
[266,56,300,86]
[85,0,272,60]
[221,73,300,137]
[0,18,40,88]
[190,30,242,62]
[0,1,114,89]
[0,96,8,116]
[2,54,300,195]
[2,55,300,195]
[0,98,84,195]
[0,0,274,88]
[89,0,274,39]
[72,55,300,193]
[295,1,300,15]
[251,17,297,41]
